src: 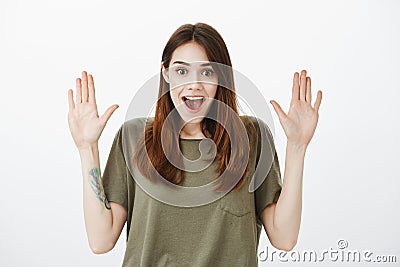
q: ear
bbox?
[161,63,170,84]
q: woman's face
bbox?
[162,41,218,124]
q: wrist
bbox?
[78,143,99,155]
[286,141,307,154]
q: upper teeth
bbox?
[185,96,204,100]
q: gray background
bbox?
[0,0,398,266]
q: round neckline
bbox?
[179,138,205,141]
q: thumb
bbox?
[100,104,119,126]
[269,100,287,123]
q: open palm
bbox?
[67,71,119,150]
[270,70,322,148]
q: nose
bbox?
[186,76,204,91]
[187,82,203,91]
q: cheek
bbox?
[208,85,218,98]
[169,88,181,104]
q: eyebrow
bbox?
[171,60,212,66]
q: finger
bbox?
[269,100,287,123]
[68,89,75,111]
[291,72,300,103]
[313,90,322,112]
[300,70,307,101]
[88,74,96,104]
[306,77,312,104]
[76,78,82,103]
[100,104,119,126]
[82,71,89,102]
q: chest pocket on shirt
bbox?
[217,185,252,217]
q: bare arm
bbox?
[261,142,306,251]
[68,70,124,254]
[263,70,322,251]
[79,144,127,254]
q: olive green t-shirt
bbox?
[102,115,282,267]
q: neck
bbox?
[180,122,205,139]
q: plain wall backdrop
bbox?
[0,0,399,266]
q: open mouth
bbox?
[182,96,206,112]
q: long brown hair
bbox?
[132,22,256,192]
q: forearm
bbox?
[273,141,306,247]
[79,144,113,252]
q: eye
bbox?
[202,69,214,77]
[176,68,187,75]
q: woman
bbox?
[67,22,322,266]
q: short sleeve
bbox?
[253,118,283,224]
[102,125,133,213]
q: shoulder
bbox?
[239,115,276,160]
[239,115,272,140]
[113,117,155,152]
[121,116,154,131]
[115,117,154,138]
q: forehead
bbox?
[170,42,209,63]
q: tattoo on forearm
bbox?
[89,167,111,210]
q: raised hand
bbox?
[67,71,119,150]
[269,70,322,148]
